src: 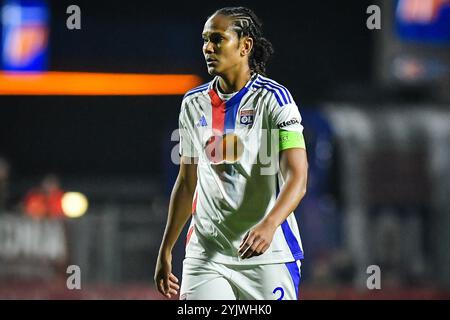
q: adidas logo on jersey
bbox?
[196,115,208,127]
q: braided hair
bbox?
[213,7,274,76]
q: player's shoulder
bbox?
[182,80,213,105]
[251,74,294,107]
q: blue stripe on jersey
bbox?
[285,261,301,299]
[259,76,293,102]
[246,73,260,88]
[281,220,304,260]
[257,77,293,104]
[224,86,249,131]
[275,177,304,260]
[255,80,289,105]
[189,82,210,92]
[184,82,211,98]
[253,84,283,106]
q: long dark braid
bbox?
[214,7,274,76]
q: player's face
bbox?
[202,14,246,76]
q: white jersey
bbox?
[179,73,305,265]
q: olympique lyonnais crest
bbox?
[239,109,254,125]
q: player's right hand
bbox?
[154,252,180,299]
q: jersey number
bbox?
[273,287,285,300]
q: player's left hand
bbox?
[238,220,277,259]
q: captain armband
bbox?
[279,130,306,151]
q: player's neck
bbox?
[217,67,252,94]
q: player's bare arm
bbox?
[239,148,308,259]
[154,156,198,298]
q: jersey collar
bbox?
[209,73,260,107]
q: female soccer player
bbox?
[154,6,308,300]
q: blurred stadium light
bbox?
[61,191,88,218]
[0,72,202,95]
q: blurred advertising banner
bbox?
[396,0,450,43]
[0,214,68,280]
[378,0,450,99]
[1,0,49,71]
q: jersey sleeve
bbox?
[270,98,306,151]
[179,100,198,158]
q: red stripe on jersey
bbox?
[208,88,225,135]
[186,226,194,247]
[191,191,198,214]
